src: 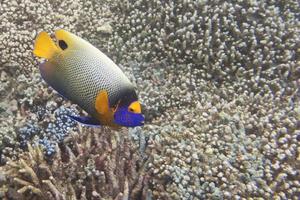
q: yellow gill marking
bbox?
[95,90,110,114]
[95,90,114,125]
[129,101,141,113]
[33,32,60,59]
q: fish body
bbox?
[34,30,144,127]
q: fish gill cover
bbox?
[0,0,299,199]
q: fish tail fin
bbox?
[33,31,59,59]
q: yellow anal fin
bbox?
[33,31,59,59]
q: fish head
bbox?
[33,29,88,60]
[113,100,145,127]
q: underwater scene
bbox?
[0,0,299,199]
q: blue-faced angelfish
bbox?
[33,30,144,128]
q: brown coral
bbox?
[0,127,150,200]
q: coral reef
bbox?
[0,0,299,199]
[107,0,300,199]
[0,128,150,200]
[146,94,299,199]
[18,105,78,156]
[109,0,299,115]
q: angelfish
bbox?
[33,29,144,128]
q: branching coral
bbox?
[0,128,150,200]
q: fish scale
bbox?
[51,49,134,118]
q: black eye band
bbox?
[58,40,68,50]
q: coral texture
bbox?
[0,0,299,199]
[0,128,149,200]
[107,0,300,199]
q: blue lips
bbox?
[113,107,144,127]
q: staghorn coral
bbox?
[0,127,150,200]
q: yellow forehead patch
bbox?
[55,29,77,50]
[55,29,93,51]
[129,101,141,113]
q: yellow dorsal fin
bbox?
[33,31,60,59]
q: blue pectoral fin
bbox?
[68,115,101,127]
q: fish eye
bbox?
[58,40,68,50]
[129,108,134,112]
